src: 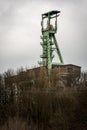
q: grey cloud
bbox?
[0,0,87,73]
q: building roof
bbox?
[42,10,60,16]
[52,64,81,68]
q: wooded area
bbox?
[0,67,87,130]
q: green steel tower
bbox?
[39,10,64,77]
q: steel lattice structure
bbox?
[39,10,64,77]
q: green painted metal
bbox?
[53,35,64,65]
[39,10,64,77]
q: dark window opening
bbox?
[67,67,73,72]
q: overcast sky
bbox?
[0,0,87,73]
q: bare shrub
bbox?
[1,67,87,130]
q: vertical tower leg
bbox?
[47,33,52,78]
[53,35,64,65]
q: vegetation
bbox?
[0,67,87,130]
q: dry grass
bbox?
[0,68,87,130]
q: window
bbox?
[67,67,73,72]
